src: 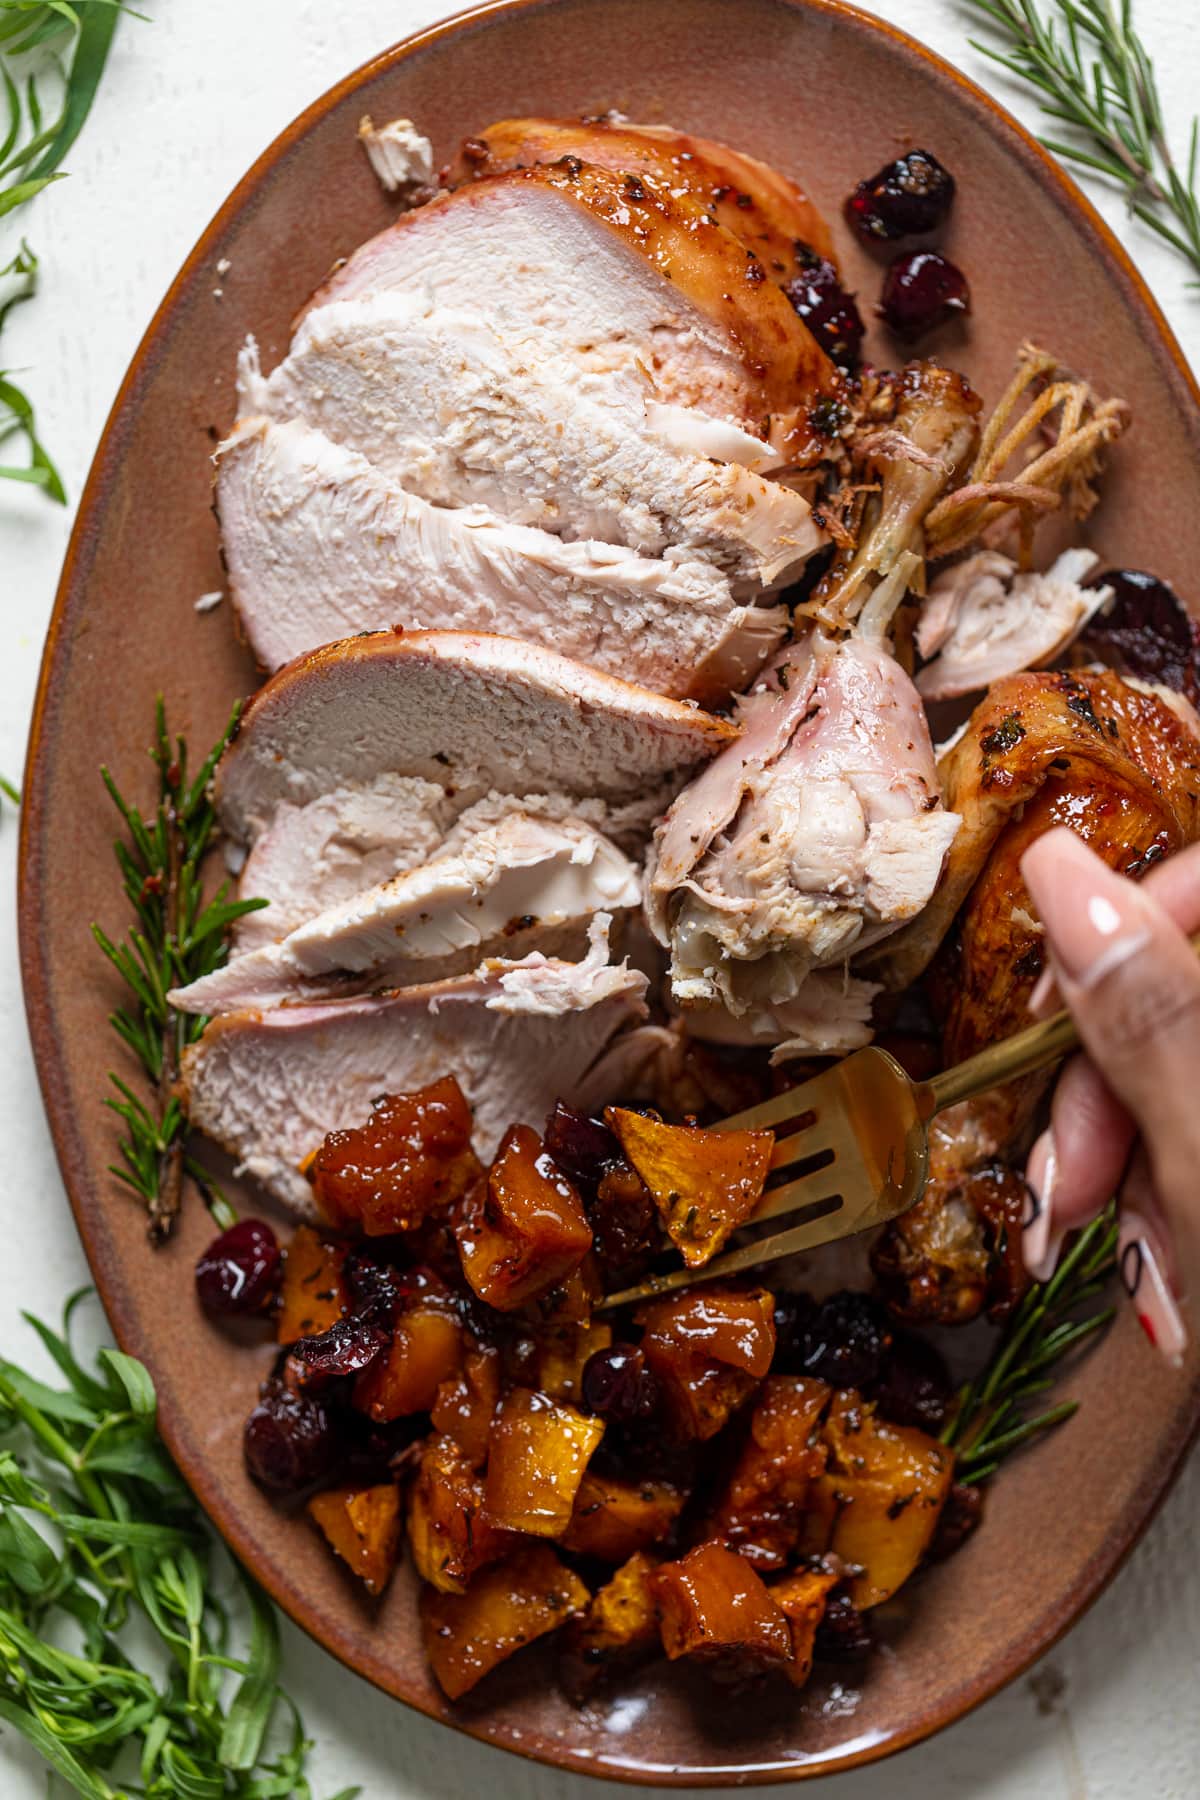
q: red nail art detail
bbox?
[1138,1311,1158,1348]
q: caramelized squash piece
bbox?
[637,1285,776,1440]
[455,1125,592,1311]
[535,1252,603,1324]
[430,1344,502,1467]
[485,1388,605,1536]
[708,1376,830,1569]
[607,1108,774,1266]
[407,1434,516,1594]
[312,1077,480,1235]
[822,1391,955,1608]
[277,1226,348,1342]
[353,1302,462,1421]
[772,1566,840,1687]
[421,1544,590,1699]
[534,1320,612,1403]
[652,1541,792,1665]
[795,1471,841,1558]
[307,1482,402,1596]
[564,1470,685,1561]
[573,1550,662,1663]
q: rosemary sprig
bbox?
[0,0,133,500]
[0,1292,356,1800]
[943,1201,1119,1483]
[965,0,1200,278]
[93,699,267,1241]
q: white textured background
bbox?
[1,2,1197,1796]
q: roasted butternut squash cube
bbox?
[430,1344,502,1467]
[421,1544,590,1699]
[534,1252,604,1324]
[637,1285,776,1440]
[407,1434,515,1594]
[563,1470,685,1561]
[795,1471,841,1558]
[708,1376,830,1569]
[311,1077,480,1235]
[652,1541,792,1665]
[822,1390,955,1608]
[277,1225,348,1343]
[485,1388,605,1536]
[574,1551,662,1661]
[607,1108,774,1266]
[534,1320,612,1402]
[307,1482,402,1597]
[455,1125,593,1311]
[353,1302,462,1421]
[771,1566,840,1687]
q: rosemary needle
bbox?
[965,0,1200,279]
[944,1201,1119,1483]
[93,699,267,1240]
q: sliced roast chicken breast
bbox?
[172,811,640,1014]
[445,115,835,279]
[216,628,737,846]
[647,586,960,1056]
[302,161,835,462]
[915,547,1113,701]
[217,415,788,698]
[238,296,823,587]
[179,919,648,1215]
[232,773,455,952]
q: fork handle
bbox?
[922,927,1200,1117]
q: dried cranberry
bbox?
[873,1329,951,1432]
[814,1590,875,1662]
[580,1344,660,1422]
[1079,568,1200,703]
[194,1219,281,1317]
[785,250,865,368]
[797,1291,892,1390]
[288,1313,390,1384]
[768,1291,819,1373]
[588,1163,661,1280]
[847,149,956,242]
[879,250,969,340]
[929,1480,985,1561]
[543,1101,620,1192]
[342,1249,403,1326]
[244,1380,340,1493]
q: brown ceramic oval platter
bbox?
[18,0,1200,1784]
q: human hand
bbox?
[1018,827,1200,1365]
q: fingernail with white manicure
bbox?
[1023,1130,1065,1281]
[1119,1211,1187,1367]
[1026,964,1059,1019]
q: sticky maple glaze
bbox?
[446,115,836,277]
[874,669,1200,1325]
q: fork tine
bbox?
[599,1205,847,1310]
[713,1070,832,1136]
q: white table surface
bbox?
[1,2,1197,1795]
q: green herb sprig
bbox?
[0,0,133,500]
[966,0,1200,278]
[944,1201,1119,1483]
[93,700,267,1241]
[0,1292,356,1800]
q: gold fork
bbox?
[598,991,1096,1311]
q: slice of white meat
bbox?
[646,616,960,1052]
[216,416,786,702]
[916,548,1113,701]
[215,628,738,846]
[301,163,835,461]
[238,298,823,588]
[171,812,640,1014]
[233,773,454,951]
[179,917,648,1215]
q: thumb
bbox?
[1020,828,1200,1302]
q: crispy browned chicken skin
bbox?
[872,668,1200,1324]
